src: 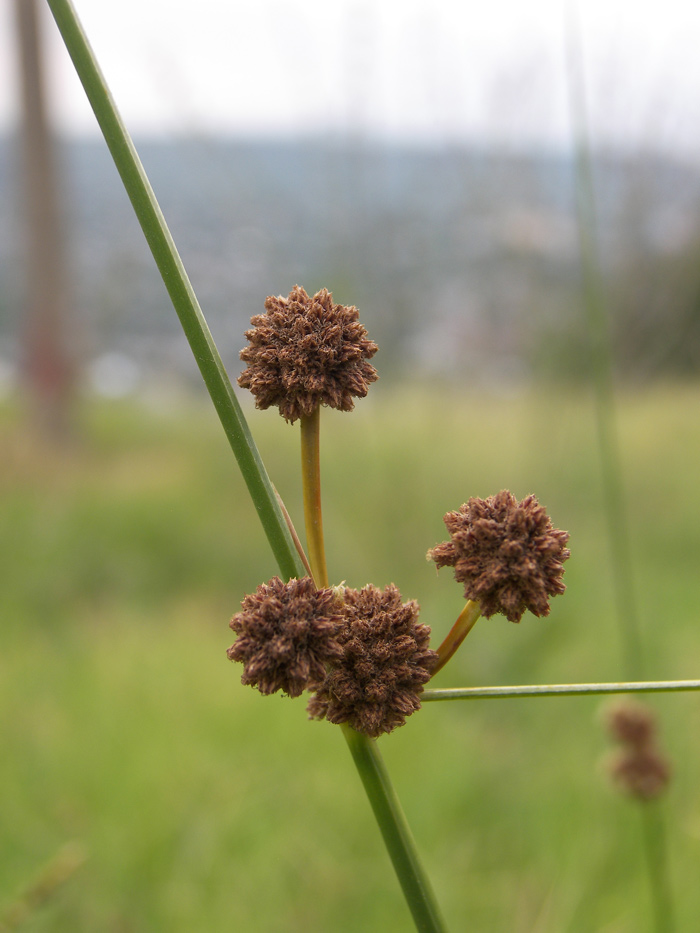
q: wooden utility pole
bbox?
[14,0,75,437]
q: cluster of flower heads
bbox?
[428,490,570,623]
[238,285,379,423]
[605,701,671,801]
[228,578,437,737]
[231,285,573,737]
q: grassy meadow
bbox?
[2,382,700,931]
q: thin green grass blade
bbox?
[45,0,305,582]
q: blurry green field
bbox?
[2,384,699,932]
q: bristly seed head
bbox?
[227,576,345,698]
[238,285,378,423]
[307,583,438,737]
[427,490,570,623]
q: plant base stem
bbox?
[342,726,447,933]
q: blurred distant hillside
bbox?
[2,135,700,393]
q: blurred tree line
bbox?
[5,45,700,404]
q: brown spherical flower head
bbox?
[238,285,379,423]
[227,576,345,698]
[427,490,570,623]
[307,583,438,738]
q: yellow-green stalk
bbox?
[300,407,329,588]
[431,600,481,677]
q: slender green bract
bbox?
[46,3,447,929]
[423,680,700,702]
[45,0,304,583]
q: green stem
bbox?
[45,0,305,583]
[300,408,329,588]
[422,680,700,702]
[640,802,675,933]
[431,600,481,677]
[343,726,447,933]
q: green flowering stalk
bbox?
[234,283,444,928]
[234,288,437,737]
[238,284,378,588]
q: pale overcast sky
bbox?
[1,0,699,153]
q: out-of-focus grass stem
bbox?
[642,802,675,933]
[566,12,673,932]
[0,841,86,932]
[565,10,644,682]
